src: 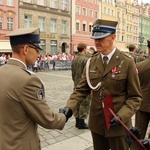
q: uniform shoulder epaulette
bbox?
[22,68,35,75]
[121,52,132,59]
[91,52,99,57]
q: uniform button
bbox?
[102,87,105,90]
[103,77,105,80]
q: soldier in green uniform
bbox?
[59,19,142,150]
[136,50,145,63]
[0,28,66,150]
[71,42,90,129]
[130,39,150,150]
[128,44,137,63]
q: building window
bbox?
[122,23,125,30]
[7,0,13,6]
[50,19,57,33]
[122,36,124,41]
[104,7,106,14]
[95,11,98,18]
[117,35,119,41]
[89,25,92,32]
[61,0,67,11]
[122,13,124,19]
[7,17,13,30]
[24,15,32,28]
[76,6,80,14]
[83,8,86,16]
[50,0,57,8]
[117,12,119,18]
[50,40,57,54]
[38,17,45,32]
[89,10,93,18]
[76,22,79,31]
[62,20,67,34]
[83,23,86,31]
[0,16,2,29]
[112,10,114,16]
[37,0,45,5]
[108,9,110,15]
[117,23,120,29]
[40,39,46,51]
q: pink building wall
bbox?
[0,0,18,40]
[71,0,99,53]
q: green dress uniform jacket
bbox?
[66,49,142,137]
[134,58,150,140]
[136,57,150,112]
[129,52,137,63]
[0,59,66,150]
[135,55,145,63]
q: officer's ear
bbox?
[22,44,29,55]
[111,34,116,40]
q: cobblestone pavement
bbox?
[36,70,150,150]
[36,70,93,150]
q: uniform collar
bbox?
[101,47,116,62]
[8,58,27,69]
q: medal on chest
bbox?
[111,66,121,78]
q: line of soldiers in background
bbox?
[127,44,146,64]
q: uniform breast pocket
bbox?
[109,74,127,93]
[89,73,99,87]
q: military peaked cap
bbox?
[6,27,42,50]
[91,19,118,39]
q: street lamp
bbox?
[139,36,145,48]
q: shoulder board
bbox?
[91,52,99,57]
[121,52,132,59]
[22,68,35,75]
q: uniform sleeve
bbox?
[20,76,66,130]
[117,59,142,123]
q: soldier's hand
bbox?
[141,139,149,149]
[59,107,72,122]
[130,126,140,138]
[110,116,121,126]
[125,126,140,147]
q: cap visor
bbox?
[91,32,111,39]
[32,43,42,50]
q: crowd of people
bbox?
[31,52,74,72]
[0,52,75,72]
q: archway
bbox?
[62,42,67,53]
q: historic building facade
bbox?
[1,0,150,54]
[71,0,100,52]
[0,0,18,53]
[19,0,71,55]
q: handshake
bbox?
[59,107,72,122]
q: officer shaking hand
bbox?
[0,28,66,150]
[60,19,142,150]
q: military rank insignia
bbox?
[37,88,45,100]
